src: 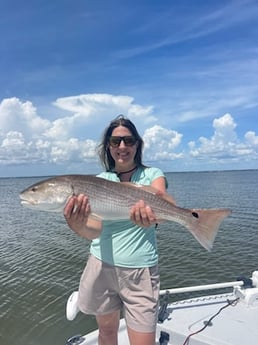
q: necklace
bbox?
[115,166,137,177]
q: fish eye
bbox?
[31,187,38,192]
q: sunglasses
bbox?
[109,136,137,147]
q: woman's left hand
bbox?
[130,200,158,227]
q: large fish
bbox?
[20,174,231,251]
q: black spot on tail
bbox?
[192,211,199,218]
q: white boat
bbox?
[65,270,258,345]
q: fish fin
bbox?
[186,208,232,251]
[121,182,176,204]
[121,182,157,192]
[139,186,176,205]
[158,192,176,205]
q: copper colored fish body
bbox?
[20,175,231,251]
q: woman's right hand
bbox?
[64,194,91,230]
[63,194,102,239]
[64,194,102,239]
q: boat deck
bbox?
[156,289,258,344]
[65,271,258,345]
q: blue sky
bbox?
[1,0,258,177]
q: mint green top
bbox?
[90,167,167,268]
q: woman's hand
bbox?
[64,194,90,228]
[63,194,102,239]
[130,200,158,228]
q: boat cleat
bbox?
[251,270,258,287]
[234,285,258,307]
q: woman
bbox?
[64,115,175,345]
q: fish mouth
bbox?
[20,195,37,206]
[20,200,37,206]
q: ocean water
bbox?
[0,170,257,345]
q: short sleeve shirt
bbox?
[90,167,166,268]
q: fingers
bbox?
[130,200,157,228]
[64,194,90,220]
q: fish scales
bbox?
[61,175,182,221]
[20,174,232,251]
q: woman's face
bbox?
[108,125,138,169]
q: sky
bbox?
[1,0,258,177]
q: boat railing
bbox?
[159,279,245,296]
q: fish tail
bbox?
[186,208,231,251]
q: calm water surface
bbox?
[0,170,257,345]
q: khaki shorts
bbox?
[78,255,160,333]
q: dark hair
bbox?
[98,114,145,171]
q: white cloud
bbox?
[245,131,258,147]
[0,131,43,164]
[213,113,237,142]
[0,96,258,172]
[53,93,156,124]
[143,125,183,161]
[1,131,25,149]
[0,97,50,139]
[45,117,75,140]
[44,94,157,141]
[188,113,258,162]
[49,138,97,163]
[0,94,157,166]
